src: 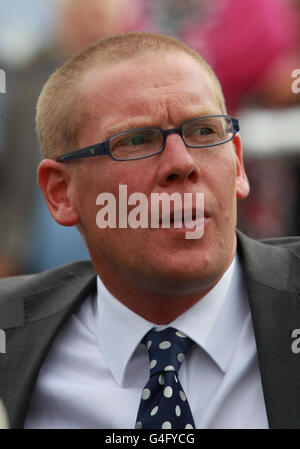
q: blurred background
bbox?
[0,0,299,277]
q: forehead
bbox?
[78,53,223,140]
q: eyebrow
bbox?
[99,119,153,141]
[98,108,221,142]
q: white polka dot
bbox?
[146,340,152,350]
[150,359,157,369]
[185,423,194,429]
[159,340,171,350]
[162,421,172,429]
[174,374,178,383]
[158,374,165,385]
[175,405,181,417]
[135,421,142,429]
[142,388,151,400]
[150,406,158,416]
[163,386,173,398]
[176,331,187,338]
[177,353,185,362]
[179,390,186,401]
[164,365,175,371]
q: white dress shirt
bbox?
[25,255,269,429]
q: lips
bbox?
[159,208,206,227]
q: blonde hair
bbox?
[36,31,226,159]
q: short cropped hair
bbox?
[36,31,226,159]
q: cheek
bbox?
[71,165,106,228]
[205,148,235,183]
[98,161,156,203]
[74,161,154,230]
[111,161,154,191]
[203,151,237,214]
[219,157,238,224]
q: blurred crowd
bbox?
[0,0,300,277]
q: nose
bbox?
[155,132,200,187]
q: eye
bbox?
[183,119,225,147]
[128,135,147,145]
[192,126,214,136]
[110,129,162,159]
[115,131,152,148]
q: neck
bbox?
[94,265,224,324]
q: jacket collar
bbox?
[0,261,97,428]
[237,230,300,428]
[0,261,96,331]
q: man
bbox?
[0,32,299,429]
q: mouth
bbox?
[159,208,207,228]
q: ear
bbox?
[232,135,250,199]
[38,159,80,226]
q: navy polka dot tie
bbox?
[135,327,195,429]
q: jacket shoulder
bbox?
[237,230,300,292]
[259,236,300,259]
[0,260,96,307]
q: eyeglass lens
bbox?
[109,116,234,160]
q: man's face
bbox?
[70,52,249,294]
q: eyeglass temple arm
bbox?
[56,142,108,162]
[231,118,239,133]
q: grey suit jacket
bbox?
[0,230,300,429]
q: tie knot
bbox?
[143,327,194,377]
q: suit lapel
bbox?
[237,231,300,428]
[0,263,96,428]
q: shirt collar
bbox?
[94,278,153,386]
[170,255,249,372]
[94,254,249,386]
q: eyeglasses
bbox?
[56,115,239,162]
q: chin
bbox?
[141,253,222,292]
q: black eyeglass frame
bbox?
[56,115,239,162]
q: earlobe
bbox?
[38,159,80,226]
[233,135,250,199]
